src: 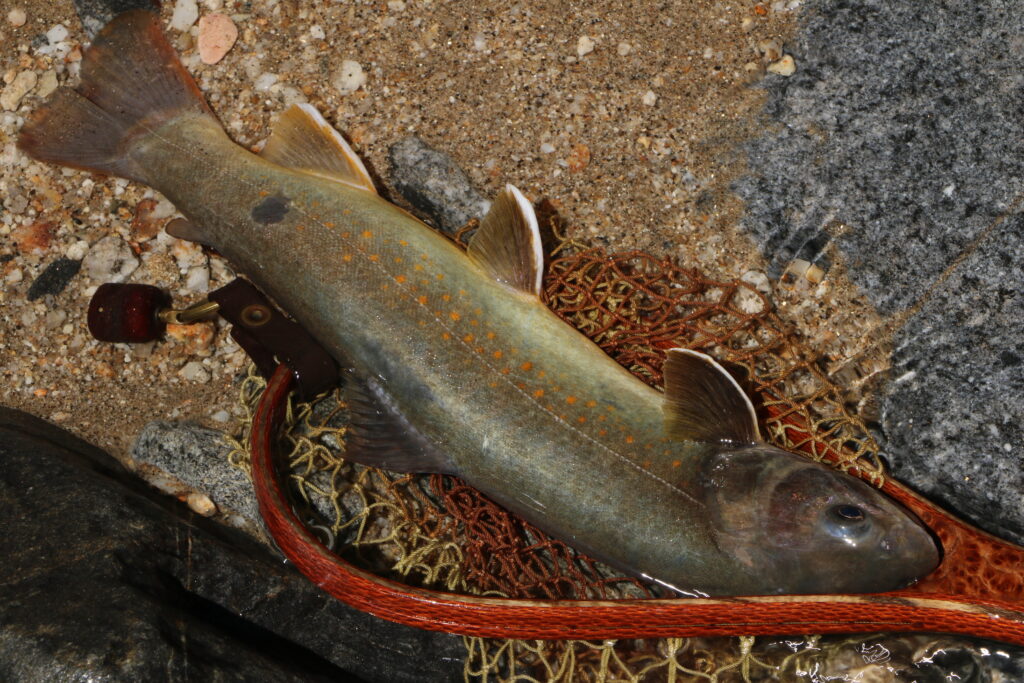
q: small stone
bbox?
[567,143,591,172]
[767,54,796,76]
[178,361,210,383]
[1,71,38,111]
[7,8,26,27]
[131,198,164,241]
[82,235,139,283]
[65,240,89,261]
[253,72,278,92]
[166,322,215,353]
[6,268,23,284]
[170,0,199,32]
[46,24,69,44]
[186,491,217,516]
[332,60,366,94]
[617,41,632,57]
[642,90,658,107]
[12,221,53,254]
[576,35,595,58]
[757,39,783,62]
[741,16,755,31]
[185,264,210,293]
[387,0,406,11]
[309,25,325,40]
[197,13,237,65]
[209,409,231,423]
[27,258,81,301]
[540,142,555,154]
[35,70,58,99]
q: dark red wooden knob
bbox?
[87,283,171,343]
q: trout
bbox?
[19,11,938,596]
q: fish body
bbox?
[19,11,939,596]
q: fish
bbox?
[18,10,939,596]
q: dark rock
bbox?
[388,136,491,235]
[26,257,80,301]
[72,0,160,38]
[0,407,464,681]
[737,0,1024,544]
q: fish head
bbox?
[700,445,940,595]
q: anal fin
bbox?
[260,104,377,194]
[342,371,455,475]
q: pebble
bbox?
[82,235,139,283]
[185,264,210,293]
[540,142,555,154]
[253,72,278,92]
[46,24,69,45]
[617,42,632,57]
[178,360,210,383]
[65,240,90,261]
[642,90,658,107]
[27,258,81,301]
[186,491,217,516]
[170,0,199,32]
[577,35,595,58]
[35,70,58,99]
[767,54,796,76]
[209,409,231,423]
[7,8,26,27]
[1,71,38,111]
[197,14,237,65]
[332,60,367,94]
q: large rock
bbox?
[737,0,1024,544]
[0,407,463,681]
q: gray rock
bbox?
[0,407,464,681]
[737,0,1024,544]
[388,136,491,235]
[26,257,80,301]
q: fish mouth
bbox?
[881,515,942,589]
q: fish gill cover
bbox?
[227,228,888,680]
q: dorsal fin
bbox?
[260,103,377,194]
[662,348,760,445]
[341,371,456,475]
[466,185,543,296]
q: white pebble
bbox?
[332,60,367,94]
[169,0,199,32]
[178,361,210,383]
[309,25,325,40]
[540,142,555,154]
[576,35,595,58]
[5,268,23,284]
[82,235,139,283]
[642,90,658,107]
[209,409,231,423]
[1,71,38,111]
[617,41,632,57]
[46,24,69,44]
[767,54,796,76]
[473,33,487,51]
[387,1,406,11]
[185,264,210,293]
[65,239,90,260]
[186,491,217,516]
[253,72,278,92]
[7,8,27,27]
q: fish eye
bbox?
[824,504,871,540]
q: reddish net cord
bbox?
[251,364,1024,644]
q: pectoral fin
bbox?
[342,371,456,474]
[466,185,543,296]
[260,103,377,194]
[662,348,760,445]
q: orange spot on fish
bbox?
[501,367,511,375]
[486,332,496,339]
[436,273,445,280]
[259,190,270,197]
[395,275,406,283]
[342,231,351,238]
[325,221,335,228]
[342,253,352,261]
[399,239,409,246]
[520,361,533,371]
[414,264,424,271]
[449,311,461,321]
[493,350,503,359]
[577,416,587,424]
[442,332,451,340]
[586,400,598,408]
[566,396,578,405]
[533,389,545,398]
[537,370,546,378]
[625,435,635,444]
[362,230,372,238]
[489,381,498,388]
[598,428,608,437]
[442,294,451,302]
[395,257,403,263]
[672,460,682,468]
[417,295,428,305]
[295,224,305,231]
[463,334,474,343]
[369,254,379,261]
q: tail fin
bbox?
[18,10,213,183]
